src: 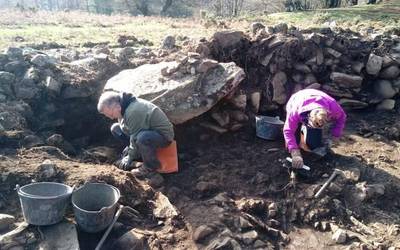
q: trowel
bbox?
[285,157,311,171]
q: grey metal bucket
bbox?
[17,182,73,225]
[255,115,284,140]
[72,183,120,233]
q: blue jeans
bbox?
[111,123,171,169]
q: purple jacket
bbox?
[283,89,346,152]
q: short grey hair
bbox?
[97,91,121,112]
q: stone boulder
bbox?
[375,80,397,98]
[161,35,176,50]
[104,60,245,124]
[271,71,287,104]
[211,31,246,50]
[0,71,15,97]
[379,65,400,79]
[366,54,383,75]
[61,57,119,99]
[330,72,363,88]
[31,54,56,68]
[0,100,32,130]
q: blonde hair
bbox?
[309,108,329,128]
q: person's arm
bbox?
[283,113,301,153]
[283,113,304,168]
[331,105,346,139]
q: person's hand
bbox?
[119,155,133,170]
[291,149,303,169]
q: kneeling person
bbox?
[97,91,174,174]
[283,89,346,169]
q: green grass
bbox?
[257,0,400,30]
[0,0,399,50]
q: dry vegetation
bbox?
[0,0,399,50]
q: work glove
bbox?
[291,149,303,169]
[118,155,133,170]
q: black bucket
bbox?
[72,183,120,233]
[17,182,73,225]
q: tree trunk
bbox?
[136,0,149,16]
[160,0,173,15]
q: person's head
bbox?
[97,91,122,120]
[308,108,329,128]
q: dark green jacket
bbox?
[120,98,174,159]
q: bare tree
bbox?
[160,0,173,15]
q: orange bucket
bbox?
[156,140,178,173]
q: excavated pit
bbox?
[1,27,400,249]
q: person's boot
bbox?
[131,165,152,178]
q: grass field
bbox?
[0,0,399,50]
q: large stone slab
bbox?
[104,61,245,124]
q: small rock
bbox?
[112,230,144,250]
[250,92,261,113]
[328,182,343,193]
[4,61,29,76]
[21,135,44,148]
[339,99,368,110]
[274,23,288,34]
[211,111,230,127]
[236,198,266,213]
[196,59,218,73]
[241,230,258,245]
[332,229,347,244]
[205,236,241,250]
[253,239,268,248]
[268,209,277,218]
[268,202,277,211]
[192,225,215,242]
[31,54,54,67]
[375,80,397,98]
[326,48,342,58]
[93,46,110,55]
[387,224,399,236]
[250,22,265,35]
[229,110,248,122]
[238,216,253,230]
[37,159,58,179]
[0,214,15,231]
[342,168,361,182]
[230,94,247,110]
[161,35,176,50]
[271,71,287,104]
[330,72,363,88]
[153,192,178,219]
[118,47,135,60]
[45,76,62,95]
[4,47,23,60]
[321,221,330,231]
[366,53,383,75]
[196,181,217,194]
[305,184,320,198]
[380,65,400,79]
[376,99,396,110]
[147,173,164,188]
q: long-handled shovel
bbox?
[95,205,124,250]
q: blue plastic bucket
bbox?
[255,115,284,140]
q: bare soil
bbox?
[0,110,399,249]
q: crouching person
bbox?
[283,89,346,169]
[97,91,174,176]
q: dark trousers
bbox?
[111,123,170,169]
[295,124,323,151]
